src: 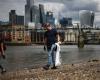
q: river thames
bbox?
[1,45,100,72]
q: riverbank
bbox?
[0,59,100,80]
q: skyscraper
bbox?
[9,10,16,25]
[39,4,46,24]
[9,10,24,25]
[90,12,95,27]
[31,5,40,23]
[60,17,72,27]
[16,15,24,25]
[25,0,34,26]
[46,11,55,26]
[79,10,95,27]
[26,0,34,8]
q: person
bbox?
[0,33,6,74]
[43,23,59,70]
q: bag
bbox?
[54,43,62,66]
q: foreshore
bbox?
[0,59,100,80]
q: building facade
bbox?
[60,17,72,27]
[39,4,46,24]
[3,25,31,43]
[25,0,35,26]
[79,10,95,27]
[31,5,40,23]
[46,11,55,26]
[16,15,24,25]
[9,10,17,25]
[9,10,24,25]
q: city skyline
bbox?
[0,0,100,26]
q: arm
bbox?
[0,42,5,55]
[44,37,47,46]
[0,42,6,59]
[43,37,47,51]
[44,31,47,51]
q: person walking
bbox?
[0,33,6,74]
[43,23,58,70]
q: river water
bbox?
[1,45,100,71]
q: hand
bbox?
[44,46,46,51]
[53,45,57,51]
[2,55,6,59]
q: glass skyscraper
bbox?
[79,10,95,27]
[39,4,46,24]
[25,0,34,26]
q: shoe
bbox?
[1,69,6,74]
[51,66,57,69]
[43,65,49,70]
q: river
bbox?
[1,45,100,71]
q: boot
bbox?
[0,65,6,74]
[51,64,57,69]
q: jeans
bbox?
[47,45,55,66]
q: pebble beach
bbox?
[0,59,100,80]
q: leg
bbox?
[43,48,52,70]
[0,64,6,74]
[51,49,57,69]
[47,49,53,66]
[0,64,3,70]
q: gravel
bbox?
[0,60,100,80]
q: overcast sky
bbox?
[0,0,100,25]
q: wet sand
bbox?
[0,60,100,80]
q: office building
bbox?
[46,11,55,26]
[39,4,46,24]
[31,5,40,23]
[26,0,34,7]
[90,12,95,27]
[9,10,17,25]
[16,15,24,25]
[25,0,35,26]
[10,25,31,43]
[9,10,24,25]
[79,10,95,27]
[60,17,72,27]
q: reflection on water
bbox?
[1,45,100,71]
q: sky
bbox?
[0,0,100,26]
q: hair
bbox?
[43,23,51,28]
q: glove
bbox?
[54,45,57,51]
[44,46,46,51]
[2,55,6,59]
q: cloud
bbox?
[36,0,98,22]
[65,0,98,11]
[0,0,100,26]
[0,0,26,21]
